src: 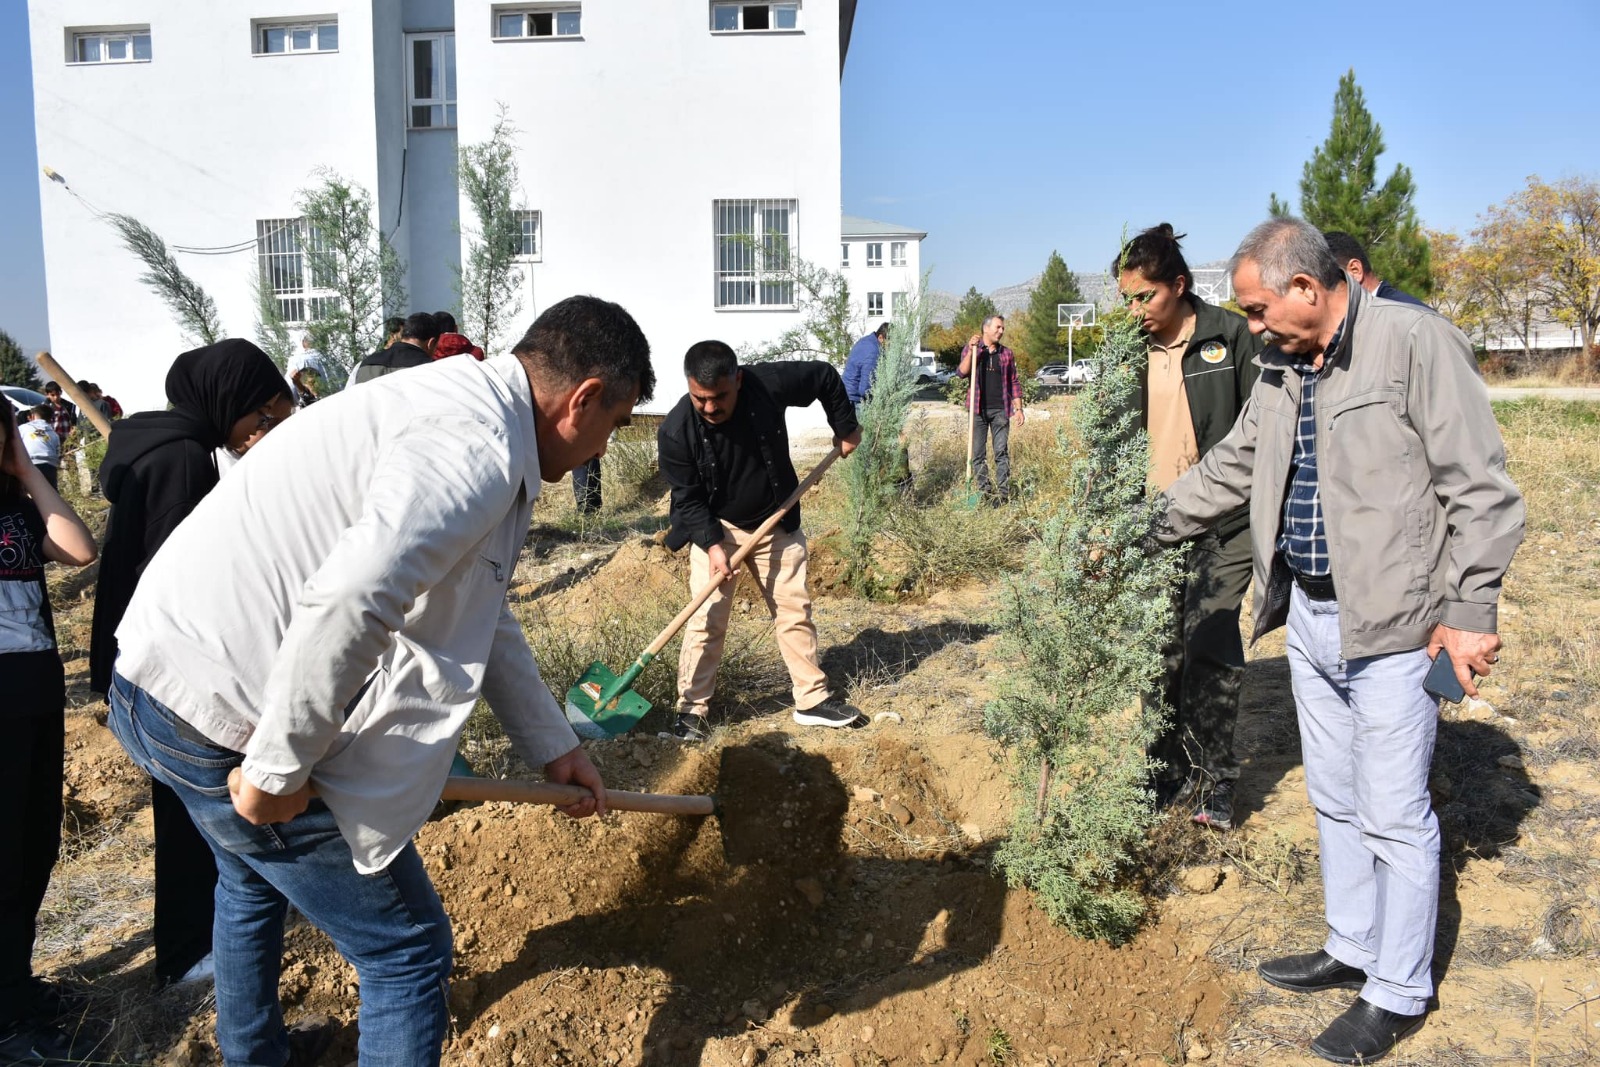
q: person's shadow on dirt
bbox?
[460,733,1006,1065]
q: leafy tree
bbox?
[457,105,526,356]
[952,286,998,342]
[984,309,1185,942]
[1271,70,1432,297]
[1515,175,1600,363]
[742,254,854,366]
[921,322,966,367]
[1426,229,1488,341]
[295,169,406,382]
[1464,203,1548,356]
[108,213,225,345]
[0,328,41,389]
[1018,250,1085,374]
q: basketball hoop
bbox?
[1191,269,1232,304]
[1057,303,1096,361]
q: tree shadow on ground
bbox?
[818,620,993,690]
[462,735,1005,1065]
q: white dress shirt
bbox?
[116,356,578,872]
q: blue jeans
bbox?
[1285,586,1439,1016]
[107,673,452,1066]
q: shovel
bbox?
[564,445,844,740]
[958,361,983,510]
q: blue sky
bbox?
[4,0,1598,352]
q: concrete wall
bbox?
[31,0,383,411]
[454,0,844,416]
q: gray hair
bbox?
[982,314,1005,330]
[1230,217,1344,294]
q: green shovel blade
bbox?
[564,660,654,740]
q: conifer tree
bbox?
[1271,70,1432,296]
[1019,250,1085,371]
[108,213,225,345]
[953,286,998,341]
[984,309,1185,942]
[0,329,41,389]
[458,105,527,356]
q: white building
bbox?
[841,214,925,335]
[28,0,864,415]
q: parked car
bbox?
[1035,363,1070,385]
[1063,360,1097,388]
[915,365,953,386]
[3,385,48,414]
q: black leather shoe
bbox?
[1258,950,1367,993]
[1310,998,1425,1063]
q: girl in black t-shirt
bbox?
[0,399,96,1062]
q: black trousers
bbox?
[1149,522,1253,785]
[0,651,64,1027]
[572,456,602,515]
[152,779,217,983]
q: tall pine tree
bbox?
[953,286,998,341]
[1271,70,1432,296]
[1020,250,1085,372]
[0,329,42,389]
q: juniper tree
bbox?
[457,106,526,356]
[295,170,406,382]
[0,329,41,389]
[840,284,927,593]
[984,309,1186,942]
[108,213,225,345]
[251,272,295,372]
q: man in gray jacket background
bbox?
[1159,217,1524,1065]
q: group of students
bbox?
[16,381,122,490]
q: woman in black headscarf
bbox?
[89,338,293,987]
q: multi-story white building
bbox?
[28,1,871,415]
[840,214,924,334]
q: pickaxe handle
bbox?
[440,775,714,816]
[35,351,114,439]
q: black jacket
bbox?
[89,419,223,695]
[658,361,858,551]
[350,340,432,385]
[1138,295,1262,537]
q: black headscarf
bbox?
[165,338,290,448]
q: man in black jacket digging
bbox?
[658,341,864,741]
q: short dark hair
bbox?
[384,315,406,337]
[1322,231,1372,273]
[874,323,890,339]
[511,295,655,407]
[1112,223,1194,291]
[683,340,739,387]
[432,311,459,334]
[43,381,61,394]
[402,312,443,344]
[31,404,50,420]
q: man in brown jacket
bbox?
[1158,217,1524,1065]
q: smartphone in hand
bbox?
[1423,648,1468,704]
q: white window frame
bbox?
[256,219,339,326]
[710,2,801,33]
[840,243,850,268]
[68,27,151,64]
[713,198,798,310]
[866,242,883,268]
[513,210,542,261]
[891,291,908,316]
[891,241,908,267]
[254,19,339,56]
[492,5,583,40]
[867,292,885,317]
[406,32,457,129]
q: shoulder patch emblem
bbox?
[1200,341,1227,364]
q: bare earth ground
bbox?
[33,395,1600,1066]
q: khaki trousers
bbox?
[676,522,831,716]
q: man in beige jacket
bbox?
[1159,217,1524,1065]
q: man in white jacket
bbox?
[106,296,653,1066]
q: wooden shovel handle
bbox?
[440,775,714,816]
[640,444,843,660]
[35,351,114,439]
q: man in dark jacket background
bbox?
[657,342,863,741]
[348,312,442,385]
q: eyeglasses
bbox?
[254,409,281,433]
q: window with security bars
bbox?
[891,242,907,267]
[710,2,800,31]
[256,20,339,54]
[256,219,338,325]
[513,210,541,259]
[713,199,797,308]
[71,28,151,63]
[407,33,456,128]
[494,6,582,38]
[867,292,884,317]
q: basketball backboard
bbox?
[1191,268,1232,304]
[1057,303,1096,328]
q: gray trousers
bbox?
[1286,584,1438,1016]
[970,409,1010,496]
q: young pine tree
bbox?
[108,213,225,345]
[984,309,1185,942]
[296,170,406,381]
[1019,251,1085,373]
[457,105,527,356]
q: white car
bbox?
[914,365,952,386]
[3,385,48,414]
[1034,364,1070,385]
[1063,360,1097,387]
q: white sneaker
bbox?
[176,952,215,985]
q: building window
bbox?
[891,241,907,267]
[70,28,152,64]
[711,2,800,32]
[714,198,797,309]
[513,210,542,259]
[494,6,582,38]
[256,219,339,325]
[867,292,884,317]
[840,243,849,268]
[407,33,457,128]
[891,291,907,316]
[866,242,882,268]
[255,20,339,54]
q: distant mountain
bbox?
[924,261,1228,326]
